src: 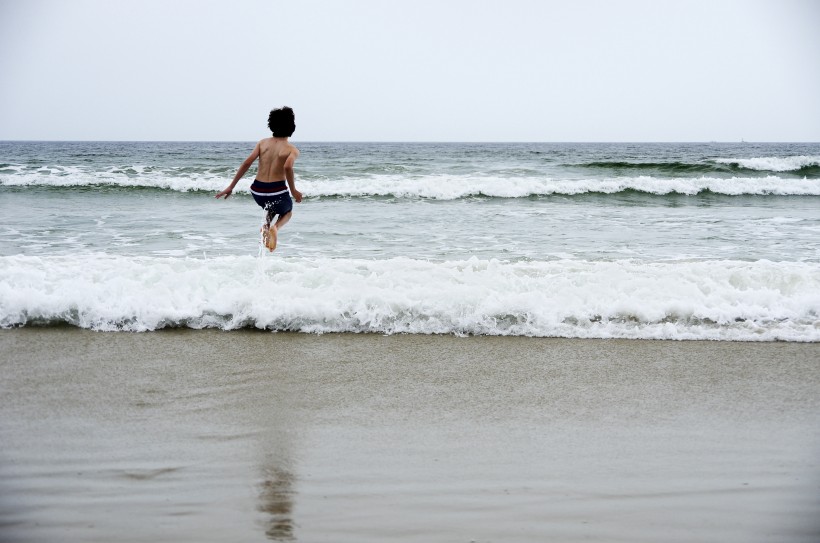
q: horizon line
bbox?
[2,139,820,144]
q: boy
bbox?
[216,106,303,252]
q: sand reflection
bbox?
[258,465,296,540]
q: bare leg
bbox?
[261,209,277,251]
[273,211,292,231]
[265,211,292,252]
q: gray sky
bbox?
[1,0,818,141]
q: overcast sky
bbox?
[1,0,818,142]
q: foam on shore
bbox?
[2,254,818,340]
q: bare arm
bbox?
[216,143,261,199]
[284,147,302,203]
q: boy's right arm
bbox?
[216,143,261,199]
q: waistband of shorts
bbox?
[251,179,288,196]
[251,188,289,196]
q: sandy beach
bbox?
[1,329,818,542]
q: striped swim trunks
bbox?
[250,180,292,216]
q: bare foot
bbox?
[265,225,278,252]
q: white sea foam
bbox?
[1,255,818,341]
[0,166,228,192]
[715,156,820,172]
[302,175,820,198]
[3,168,819,198]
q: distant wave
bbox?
[714,155,820,173]
[2,254,818,341]
[3,170,820,198]
[0,164,230,192]
[579,161,731,174]
[574,156,820,177]
[301,175,820,198]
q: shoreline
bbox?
[4,323,820,343]
[2,328,819,542]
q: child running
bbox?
[216,106,303,252]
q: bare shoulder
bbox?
[255,138,269,154]
[283,142,299,157]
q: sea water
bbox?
[1,141,819,340]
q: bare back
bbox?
[256,138,298,182]
[215,134,301,204]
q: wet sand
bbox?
[1,329,819,542]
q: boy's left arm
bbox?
[285,147,302,202]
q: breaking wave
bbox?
[575,156,820,177]
[714,155,820,173]
[3,168,820,199]
[2,254,818,341]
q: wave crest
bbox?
[302,175,820,198]
[4,171,820,199]
[714,155,820,173]
[1,255,818,341]
[572,156,820,177]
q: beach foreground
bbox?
[1,329,818,542]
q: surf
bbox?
[2,254,818,341]
[571,156,820,177]
[5,172,820,199]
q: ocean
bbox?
[1,141,819,340]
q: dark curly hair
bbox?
[268,106,296,137]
